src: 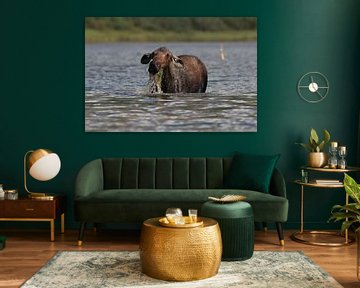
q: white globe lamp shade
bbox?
[28,150,61,181]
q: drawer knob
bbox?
[26,208,35,211]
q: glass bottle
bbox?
[301,169,308,183]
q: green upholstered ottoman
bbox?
[201,201,254,261]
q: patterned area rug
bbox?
[21,251,342,288]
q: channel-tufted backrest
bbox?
[102,158,233,189]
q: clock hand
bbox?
[307,76,318,92]
[310,76,315,84]
[316,90,323,98]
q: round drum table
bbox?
[139,217,222,281]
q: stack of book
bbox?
[314,179,341,185]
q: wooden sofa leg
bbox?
[77,222,86,246]
[276,222,285,246]
[262,222,268,232]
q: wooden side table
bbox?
[0,195,66,241]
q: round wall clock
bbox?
[297,72,329,103]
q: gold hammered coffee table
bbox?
[139,217,222,281]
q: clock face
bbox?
[297,72,329,103]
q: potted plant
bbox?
[329,173,360,279]
[329,173,360,233]
[296,128,330,167]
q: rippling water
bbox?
[85,42,257,132]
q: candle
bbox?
[338,146,346,153]
[337,146,347,169]
[330,142,338,148]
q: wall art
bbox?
[85,17,257,132]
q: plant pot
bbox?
[307,152,328,168]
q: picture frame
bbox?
[85,17,257,132]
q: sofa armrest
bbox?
[75,159,104,199]
[269,168,287,198]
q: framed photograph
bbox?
[85,17,257,132]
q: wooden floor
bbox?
[0,228,358,288]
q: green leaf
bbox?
[329,202,360,227]
[344,173,360,204]
[310,128,319,144]
[341,220,358,234]
[329,212,357,223]
[331,203,360,215]
[308,137,317,152]
[330,211,357,220]
[296,128,331,153]
[329,175,360,232]
[323,129,330,144]
[296,142,312,152]
[344,205,360,215]
[317,140,325,152]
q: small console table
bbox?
[0,195,65,241]
[291,166,359,246]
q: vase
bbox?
[308,152,328,168]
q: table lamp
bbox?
[24,148,61,199]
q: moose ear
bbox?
[141,53,152,64]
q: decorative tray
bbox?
[208,194,246,203]
[159,216,203,228]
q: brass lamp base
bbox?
[28,192,55,200]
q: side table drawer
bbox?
[1,201,55,218]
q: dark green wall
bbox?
[1,0,359,230]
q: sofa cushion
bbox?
[77,188,284,203]
[75,188,288,222]
[223,153,280,193]
[101,157,234,190]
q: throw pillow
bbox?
[223,153,280,193]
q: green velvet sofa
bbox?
[74,157,288,245]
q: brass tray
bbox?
[208,194,246,203]
[159,216,203,228]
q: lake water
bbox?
[85,42,257,132]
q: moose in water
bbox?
[140,47,207,93]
